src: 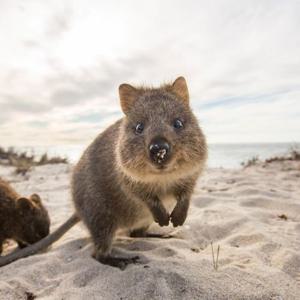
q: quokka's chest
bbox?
[160,193,177,213]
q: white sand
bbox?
[0,161,300,299]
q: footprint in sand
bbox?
[228,233,265,247]
[72,266,101,287]
[282,254,300,281]
[294,223,300,233]
[153,246,178,258]
[193,196,215,208]
[270,249,300,283]
[123,240,158,252]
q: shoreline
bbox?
[1,142,300,169]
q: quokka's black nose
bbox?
[149,138,170,164]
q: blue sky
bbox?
[0,0,299,146]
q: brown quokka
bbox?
[0,77,207,269]
[0,178,50,254]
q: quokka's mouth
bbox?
[149,159,174,172]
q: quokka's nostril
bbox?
[149,143,169,154]
[162,142,170,152]
[149,143,160,154]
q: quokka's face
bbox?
[117,77,207,180]
[17,194,50,244]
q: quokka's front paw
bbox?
[17,241,27,249]
[154,211,170,227]
[170,207,187,227]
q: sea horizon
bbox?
[2,142,299,169]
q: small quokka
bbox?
[0,77,207,269]
[0,178,50,254]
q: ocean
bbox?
[9,142,300,169]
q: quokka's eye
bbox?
[173,119,184,129]
[135,123,144,134]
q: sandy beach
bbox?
[0,160,299,300]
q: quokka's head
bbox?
[117,77,207,181]
[16,194,50,245]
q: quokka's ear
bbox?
[172,76,189,105]
[30,193,41,205]
[119,83,139,115]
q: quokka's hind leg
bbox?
[91,222,116,260]
[129,226,150,237]
[83,212,140,270]
[92,232,140,270]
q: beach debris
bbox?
[25,291,36,300]
[191,247,200,253]
[211,242,220,271]
[278,214,288,221]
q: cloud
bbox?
[198,90,300,143]
[198,88,300,110]
[45,6,72,38]
[47,54,156,107]
[0,94,50,113]
[0,0,299,146]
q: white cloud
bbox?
[199,90,300,143]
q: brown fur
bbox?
[0,76,207,269]
[72,76,207,266]
[0,178,50,254]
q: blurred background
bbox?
[0,0,299,167]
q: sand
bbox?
[0,160,300,300]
